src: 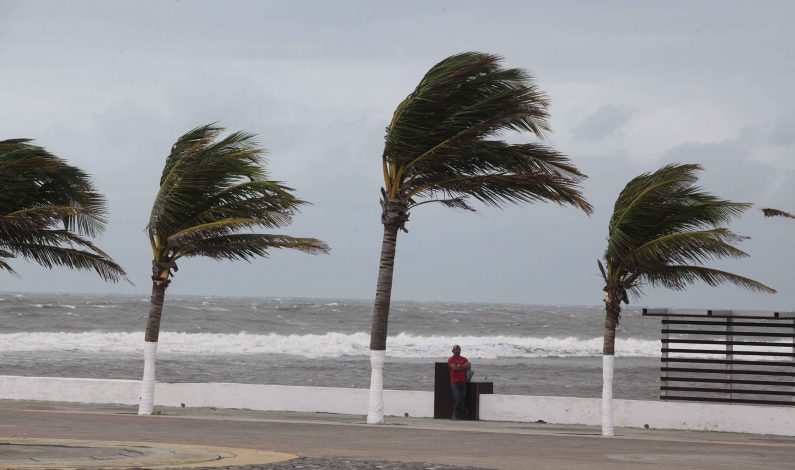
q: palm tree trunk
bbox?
[601,302,619,437]
[138,278,167,416]
[367,197,406,425]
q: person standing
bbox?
[448,344,471,420]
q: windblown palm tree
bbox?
[366,52,593,424]
[0,139,126,281]
[138,124,328,415]
[598,163,775,436]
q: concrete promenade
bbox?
[2,400,795,469]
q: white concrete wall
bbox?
[0,376,432,418]
[157,382,433,418]
[0,376,140,405]
[479,394,795,436]
[3,375,795,436]
[479,394,600,425]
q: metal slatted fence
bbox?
[643,308,795,406]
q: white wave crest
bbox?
[5,331,787,360]
[0,331,674,358]
[32,304,76,309]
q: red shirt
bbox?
[448,355,469,383]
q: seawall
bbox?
[3,375,794,436]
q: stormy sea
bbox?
[0,292,666,399]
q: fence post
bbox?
[726,315,733,400]
[661,314,668,400]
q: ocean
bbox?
[0,292,666,400]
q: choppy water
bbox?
[0,292,666,399]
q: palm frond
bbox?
[1,207,96,241]
[0,140,107,237]
[183,180,302,230]
[147,125,328,271]
[411,172,591,211]
[167,218,262,246]
[0,215,40,240]
[408,197,476,211]
[601,163,773,315]
[0,249,15,274]
[0,139,126,281]
[762,208,795,219]
[177,234,329,262]
[5,242,127,283]
[148,125,265,236]
[385,53,550,165]
[607,164,750,261]
[4,229,107,253]
[597,259,607,283]
[630,229,750,268]
[643,265,775,293]
[381,52,590,215]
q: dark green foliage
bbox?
[147,124,328,270]
[381,52,592,213]
[0,139,127,281]
[601,163,774,311]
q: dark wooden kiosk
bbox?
[643,308,795,406]
[433,362,493,420]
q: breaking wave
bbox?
[0,331,668,358]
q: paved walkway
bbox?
[2,400,795,469]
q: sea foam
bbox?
[2,331,787,359]
[0,331,655,357]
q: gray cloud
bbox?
[658,126,793,204]
[572,105,636,142]
[1,0,794,311]
[770,112,795,146]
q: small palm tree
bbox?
[598,163,775,436]
[366,52,593,424]
[0,139,126,281]
[138,124,328,415]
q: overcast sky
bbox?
[1,0,794,310]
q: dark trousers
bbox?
[451,382,467,419]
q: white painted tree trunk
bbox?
[138,341,158,415]
[366,350,386,424]
[601,354,614,436]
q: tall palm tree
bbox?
[138,124,328,415]
[0,139,126,281]
[366,52,593,424]
[598,163,775,436]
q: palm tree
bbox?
[138,124,328,415]
[598,163,775,436]
[0,139,126,281]
[366,52,593,424]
